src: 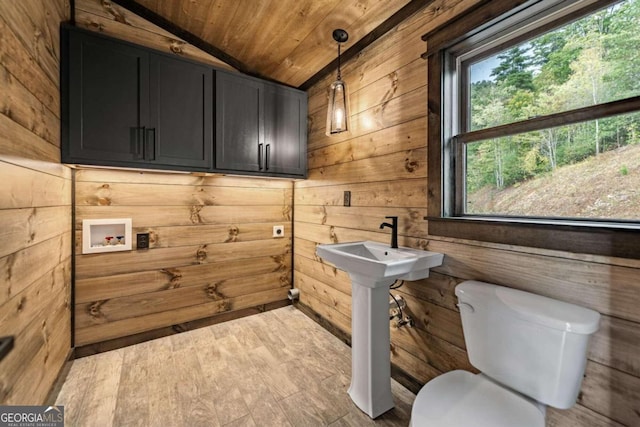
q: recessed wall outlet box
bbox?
[273,225,285,238]
[344,190,351,207]
[82,218,132,254]
[137,233,150,249]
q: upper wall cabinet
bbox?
[62,27,306,178]
[149,55,212,169]
[216,71,307,178]
[263,83,307,176]
[215,71,263,173]
[62,27,213,171]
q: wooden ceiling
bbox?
[112,0,417,88]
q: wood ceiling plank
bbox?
[105,0,432,87]
[215,0,276,59]
[200,0,243,49]
[269,0,412,87]
[241,0,340,71]
[176,0,216,37]
[234,0,304,60]
[159,0,179,21]
[303,0,475,94]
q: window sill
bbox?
[425,216,640,259]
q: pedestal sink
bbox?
[316,241,444,418]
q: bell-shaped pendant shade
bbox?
[326,78,350,135]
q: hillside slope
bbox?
[468,144,640,220]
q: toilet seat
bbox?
[410,370,545,427]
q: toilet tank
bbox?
[455,280,600,409]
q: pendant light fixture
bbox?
[326,29,350,135]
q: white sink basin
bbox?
[316,241,444,284]
[316,240,444,418]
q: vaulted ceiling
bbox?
[111,0,422,88]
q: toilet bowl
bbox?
[410,281,600,427]
[411,371,545,427]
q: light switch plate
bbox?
[344,191,351,207]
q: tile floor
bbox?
[56,306,415,426]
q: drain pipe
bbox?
[288,288,300,302]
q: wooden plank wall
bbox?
[296,1,640,426]
[72,0,292,347]
[74,170,292,346]
[0,0,72,404]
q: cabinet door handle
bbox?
[258,143,263,170]
[265,144,270,170]
[146,128,156,161]
[132,126,145,159]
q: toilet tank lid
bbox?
[455,281,601,334]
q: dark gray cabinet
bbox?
[263,84,307,176]
[149,55,212,169]
[215,70,307,177]
[63,28,213,171]
[65,29,150,165]
[63,27,306,177]
[215,71,263,172]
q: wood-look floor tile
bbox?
[249,346,300,400]
[236,376,292,426]
[55,356,97,426]
[218,335,258,373]
[211,319,235,340]
[279,391,327,426]
[244,314,296,362]
[73,349,124,427]
[113,344,150,426]
[214,386,251,426]
[173,348,218,419]
[223,414,256,427]
[245,398,291,426]
[293,373,352,424]
[56,307,414,427]
[329,409,379,427]
[375,379,416,426]
[234,321,266,351]
[146,340,181,426]
[183,392,221,427]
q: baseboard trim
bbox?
[294,302,351,346]
[75,300,290,358]
[45,347,76,405]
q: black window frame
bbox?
[423,0,640,259]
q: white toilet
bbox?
[410,280,600,427]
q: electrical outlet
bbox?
[137,232,150,249]
[344,190,351,207]
[273,225,284,238]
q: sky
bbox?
[470,55,501,83]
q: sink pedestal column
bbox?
[348,275,395,418]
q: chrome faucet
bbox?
[379,216,398,248]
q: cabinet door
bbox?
[66,30,149,163]
[215,71,263,172]
[263,84,307,176]
[149,55,213,170]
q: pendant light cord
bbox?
[337,43,342,80]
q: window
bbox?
[423,0,640,258]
